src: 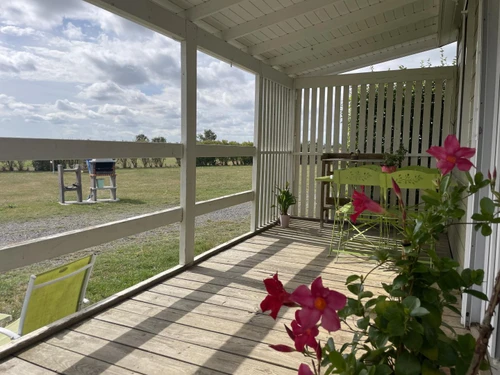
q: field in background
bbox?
[0,165,254,321]
[0,165,252,223]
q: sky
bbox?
[0,0,455,143]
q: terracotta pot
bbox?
[280,214,290,228]
[381,165,397,173]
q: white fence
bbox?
[293,67,457,217]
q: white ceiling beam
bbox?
[269,7,438,66]
[84,0,293,87]
[222,0,340,41]
[301,35,439,78]
[182,0,246,21]
[286,26,438,75]
[249,0,420,56]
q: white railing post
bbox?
[180,22,197,265]
[251,75,264,231]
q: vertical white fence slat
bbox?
[350,85,358,152]
[316,88,326,216]
[358,84,367,153]
[292,89,302,216]
[384,83,394,154]
[308,89,318,218]
[300,89,310,217]
[431,80,444,168]
[421,79,433,167]
[325,87,334,153]
[366,84,376,153]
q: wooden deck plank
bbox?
[0,357,57,375]
[2,220,463,374]
[45,330,225,375]
[18,342,138,375]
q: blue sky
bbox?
[0,0,455,143]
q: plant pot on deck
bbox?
[280,214,291,228]
[381,165,397,173]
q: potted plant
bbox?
[382,144,407,173]
[273,182,297,228]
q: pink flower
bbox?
[426,134,475,175]
[260,273,296,319]
[298,364,314,375]
[290,277,347,332]
[291,310,320,351]
[392,178,403,203]
[350,189,386,223]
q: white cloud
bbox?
[62,22,84,40]
[0,25,42,37]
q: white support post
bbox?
[252,75,264,232]
[180,22,197,266]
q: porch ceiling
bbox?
[86,0,461,80]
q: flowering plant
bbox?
[260,135,499,375]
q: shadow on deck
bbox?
[0,220,465,374]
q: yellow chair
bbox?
[330,167,386,257]
[0,254,96,346]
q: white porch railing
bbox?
[293,66,457,217]
[0,139,255,273]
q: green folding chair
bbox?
[330,167,385,258]
[0,254,96,346]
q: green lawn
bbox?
[0,165,252,223]
[0,165,253,321]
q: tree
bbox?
[135,134,151,168]
[151,136,167,167]
[197,129,218,166]
[198,129,217,142]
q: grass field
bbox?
[0,164,252,223]
[0,165,253,321]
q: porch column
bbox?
[251,75,264,232]
[180,22,197,265]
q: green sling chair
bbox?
[0,254,96,346]
[379,169,440,258]
[330,167,386,258]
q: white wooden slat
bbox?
[442,79,455,140]
[295,67,456,89]
[421,79,433,167]
[333,86,341,153]
[252,76,264,231]
[277,85,284,192]
[300,89,310,217]
[358,84,367,153]
[316,87,326,216]
[269,81,277,222]
[402,81,413,164]
[0,207,182,273]
[266,80,274,224]
[342,85,350,153]
[375,83,385,154]
[262,80,270,224]
[183,0,246,21]
[0,138,183,161]
[365,84,376,153]
[393,82,404,153]
[195,191,254,216]
[292,89,302,216]
[307,88,318,217]
[325,86,334,152]
[180,23,197,266]
[430,80,443,168]
[408,80,423,207]
[384,82,394,154]
[349,85,358,152]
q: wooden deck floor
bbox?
[0,220,466,374]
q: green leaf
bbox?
[457,333,476,355]
[395,352,421,375]
[374,365,392,375]
[357,317,370,330]
[480,197,495,215]
[348,283,362,295]
[402,296,420,312]
[387,320,405,336]
[472,269,485,285]
[481,224,493,236]
[359,291,374,300]
[471,213,486,221]
[329,350,346,371]
[327,337,335,351]
[403,330,423,351]
[421,360,441,375]
[444,303,461,315]
[437,340,458,366]
[410,307,430,317]
[464,289,489,301]
[346,275,361,284]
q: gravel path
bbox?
[1,202,252,249]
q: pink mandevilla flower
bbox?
[426,134,475,175]
[298,363,314,375]
[291,310,320,351]
[392,178,403,203]
[350,189,386,223]
[260,273,296,319]
[291,277,347,332]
